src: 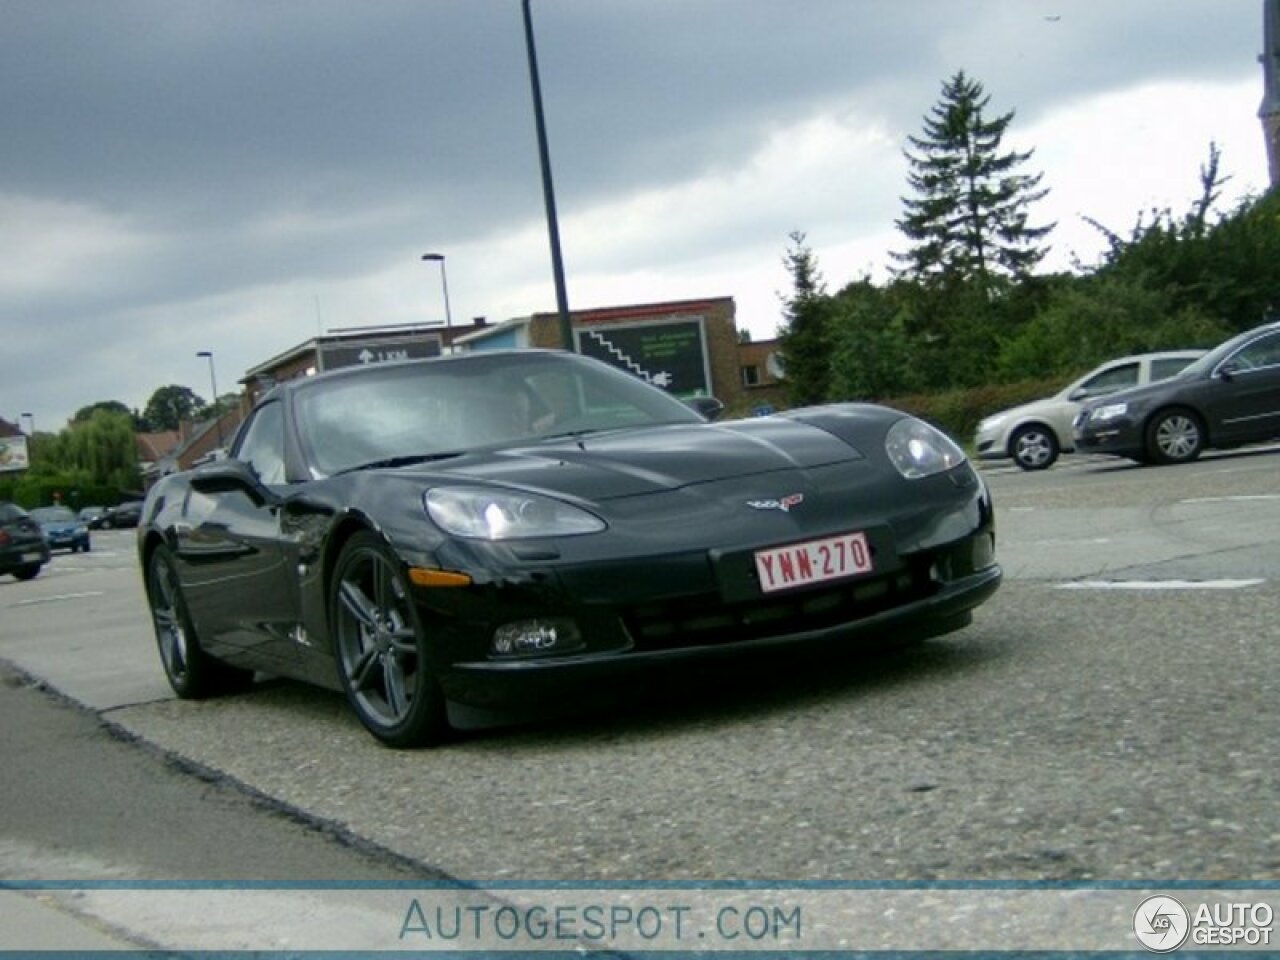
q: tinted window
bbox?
[235,401,287,485]
[1081,363,1139,394]
[1229,331,1280,371]
[1151,357,1197,381]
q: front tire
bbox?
[147,545,253,698]
[1010,424,1059,471]
[1145,408,1204,465]
[13,564,42,581]
[330,532,448,748]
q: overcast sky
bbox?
[1,0,1272,432]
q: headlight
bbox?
[976,413,1006,433]
[1090,402,1128,423]
[425,487,605,540]
[885,417,967,479]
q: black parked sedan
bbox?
[1075,320,1280,464]
[0,501,51,580]
[137,350,1001,746]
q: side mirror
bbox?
[189,459,279,507]
[1216,362,1238,381]
[687,396,726,421]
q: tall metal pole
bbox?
[522,0,574,351]
[196,351,224,448]
[421,253,454,353]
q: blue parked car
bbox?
[30,505,91,553]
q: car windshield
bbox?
[1175,327,1274,380]
[0,502,29,522]
[294,351,705,476]
[30,506,77,523]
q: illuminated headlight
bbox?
[491,618,584,657]
[425,487,605,540]
[1090,402,1129,423]
[886,417,967,479]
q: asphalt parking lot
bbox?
[2,448,1278,887]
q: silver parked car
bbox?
[974,351,1204,470]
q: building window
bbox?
[741,365,760,387]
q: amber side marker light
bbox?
[408,568,473,588]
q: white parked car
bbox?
[974,351,1205,470]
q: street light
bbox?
[196,351,224,449]
[421,253,454,352]
[522,0,574,351]
[20,413,33,436]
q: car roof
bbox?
[1095,349,1205,364]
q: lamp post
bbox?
[20,412,33,436]
[196,351,224,449]
[421,253,454,353]
[522,0,574,351]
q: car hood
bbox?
[1080,378,1176,410]
[404,419,867,501]
[991,394,1074,423]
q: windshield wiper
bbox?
[340,451,464,474]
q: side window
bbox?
[1151,357,1195,381]
[1229,331,1280,371]
[1081,362,1139,396]
[235,401,287,486]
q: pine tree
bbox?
[778,232,833,406]
[894,71,1053,290]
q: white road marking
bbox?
[1057,579,1265,591]
[1179,495,1280,504]
[8,591,106,607]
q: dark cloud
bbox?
[0,0,1268,429]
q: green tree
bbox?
[1086,145,1280,333]
[40,409,139,492]
[894,71,1053,290]
[143,385,204,432]
[996,275,1230,380]
[828,279,921,401]
[777,232,834,406]
[73,400,132,423]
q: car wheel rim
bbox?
[1014,431,1052,468]
[1156,416,1198,459]
[150,558,190,684]
[335,549,420,729]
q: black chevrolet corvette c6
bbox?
[137,350,1001,747]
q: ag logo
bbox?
[1134,895,1190,953]
[746,493,804,513]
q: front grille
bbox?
[622,561,938,652]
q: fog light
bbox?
[490,618,583,658]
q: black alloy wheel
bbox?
[331,532,448,748]
[1145,408,1205,465]
[147,545,253,698]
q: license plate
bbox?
[21,552,42,563]
[754,531,873,594]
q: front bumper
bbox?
[433,526,1001,724]
[974,425,1010,462]
[1073,416,1145,457]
